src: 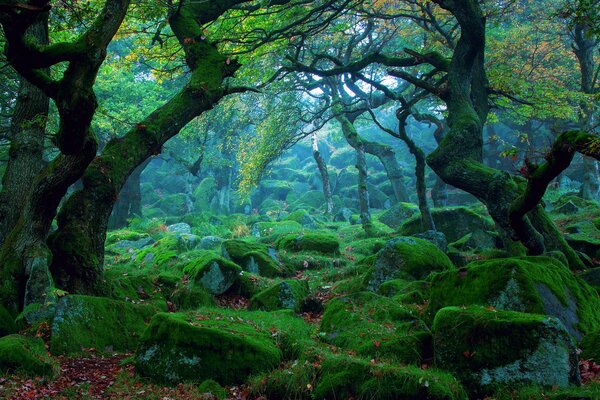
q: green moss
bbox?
[197,379,227,400]
[379,279,430,305]
[378,202,419,229]
[170,283,215,310]
[345,237,386,256]
[319,291,429,364]
[182,250,241,295]
[254,220,303,237]
[229,272,275,298]
[222,239,283,277]
[0,334,58,377]
[580,329,600,361]
[249,279,309,312]
[134,236,180,269]
[366,236,455,291]
[493,382,600,400]
[276,233,340,255]
[314,353,467,400]
[279,251,346,272]
[50,295,157,355]
[427,256,600,339]
[105,229,150,245]
[106,270,169,310]
[0,304,17,336]
[135,308,312,385]
[433,306,579,395]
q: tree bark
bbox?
[48,1,241,293]
[0,20,48,244]
[312,133,334,214]
[356,143,375,237]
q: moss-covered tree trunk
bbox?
[312,133,334,214]
[0,0,130,314]
[426,0,584,269]
[0,20,48,244]
[48,1,241,293]
[356,143,375,237]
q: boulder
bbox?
[433,306,580,394]
[198,236,225,251]
[135,312,282,384]
[249,280,309,312]
[378,202,419,229]
[50,295,156,355]
[182,251,242,295]
[222,239,283,277]
[428,256,600,340]
[0,334,58,377]
[366,236,454,291]
[167,222,192,234]
[276,233,340,255]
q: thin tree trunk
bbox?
[312,133,334,214]
[356,143,375,237]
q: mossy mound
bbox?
[319,291,429,364]
[400,207,495,243]
[345,237,386,256]
[279,251,346,271]
[379,279,429,305]
[565,233,600,259]
[197,379,228,400]
[249,279,309,312]
[366,236,454,291]
[314,353,467,400]
[433,306,579,395]
[253,220,303,237]
[50,295,156,355]
[580,329,600,361]
[222,239,283,277]
[428,256,600,340]
[378,202,419,229]
[0,304,17,337]
[169,283,215,311]
[134,236,181,269]
[0,334,58,377]
[182,251,242,295]
[107,270,170,309]
[135,308,311,385]
[580,267,600,292]
[276,233,340,255]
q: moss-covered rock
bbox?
[249,279,309,312]
[366,236,454,291]
[182,251,242,295]
[345,237,386,256]
[448,230,498,252]
[565,234,600,259]
[170,283,215,311]
[277,233,340,255]
[314,353,467,400]
[135,308,310,385]
[279,251,346,272]
[50,295,156,355]
[0,304,16,337]
[252,220,303,237]
[222,239,283,277]
[0,334,58,377]
[289,190,326,210]
[193,177,217,211]
[433,306,580,395]
[319,291,430,364]
[580,267,600,292]
[400,207,495,243]
[197,379,228,400]
[428,256,600,340]
[379,279,429,305]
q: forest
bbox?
[0,0,599,398]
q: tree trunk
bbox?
[48,2,240,293]
[580,156,599,200]
[356,143,375,237]
[0,19,49,243]
[312,133,334,214]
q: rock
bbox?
[378,202,419,229]
[428,256,600,340]
[110,236,154,251]
[198,236,225,251]
[156,193,189,216]
[400,206,495,243]
[433,306,580,395]
[449,229,498,252]
[320,291,429,363]
[170,284,215,311]
[0,334,58,377]
[333,207,353,223]
[222,239,283,277]
[175,233,202,250]
[290,190,326,211]
[182,251,241,295]
[580,267,600,292]
[252,221,303,237]
[48,295,155,355]
[555,200,580,215]
[135,312,282,384]
[366,236,454,291]
[249,280,309,312]
[276,233,340,255]
[283,210,317,228]
[414,230,448,252]
[167,222,192,234]
[565,234,600,259]
[198,379,227,400]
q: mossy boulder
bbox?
[276,233,340,255]
[345,238,386,256]
[379,279,429,305]
[135,310,301,385]
[249,280,309,312]
[400,207,495,243]
[222,239,283,277]
[182,251,242,295]
[289,190,326,210]
[0,304,17,337]
[156,193,189,216]
[449,230,498,252]
[314,353,467,400]
[193,177,217,211]
[252,220,303,237]
[170,284,215,311]
[428,256,600,340]
[198,379,227,400]
[580,267,600,292]
[565,234,600,259]
[433,306,580,394]
[319,291,430,364]
[366,236,454,291]
[49,295,156,355]
[283,209,317,228]
[0,334,58,377]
